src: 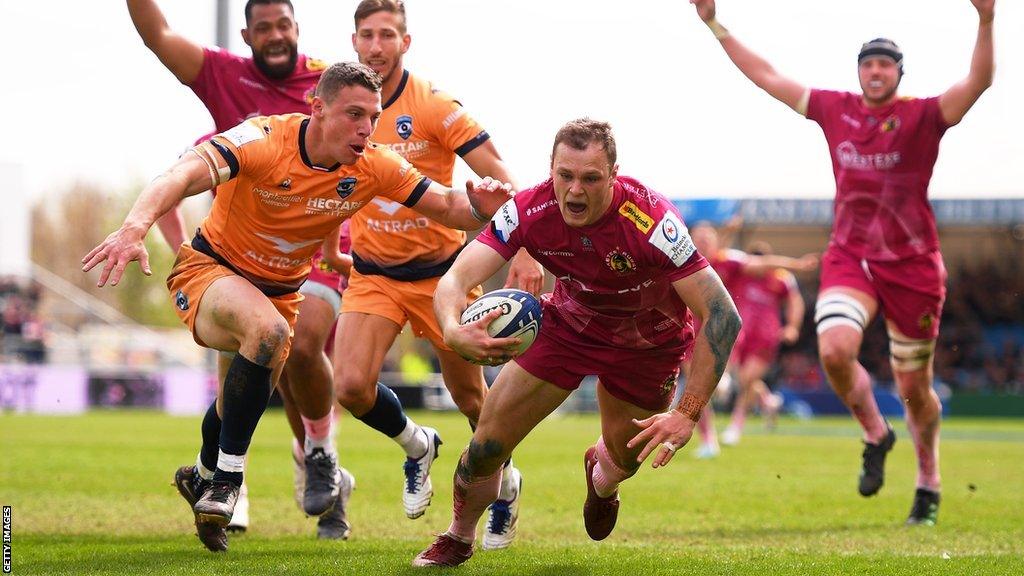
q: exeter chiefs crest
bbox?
[881,115,901,133]
[605,249,636,276]
[337,177,357,199]
[396,114,413,140]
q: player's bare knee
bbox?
[818,337,858,371]
[246,316,290,366]
[334,374,375,412]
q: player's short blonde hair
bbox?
[551,118,617,168]
[354,0,407,34]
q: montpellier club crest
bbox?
[396,115,413,140]
[336,177,357,199]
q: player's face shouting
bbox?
[244,3,300,80]
[353,11,410,84]
[858,57,900,107]
[550,142,618,227]
[318,86,382,165]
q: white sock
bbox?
[498,462,518,501]
[304,435,336,455]
[217,450,246,473]
[195,454,215,480]
[393,419,428,458]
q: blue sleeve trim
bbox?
[210,139,239,179]
[402,177,433,208]
[455,131,490,157]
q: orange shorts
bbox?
[167,244,302,356]
[340,269,481,350]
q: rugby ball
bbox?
[460,289,543,355]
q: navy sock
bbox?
[199,401,221,473]
[214,353,273,486]
[356,382,408,438]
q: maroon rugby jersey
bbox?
[733,269,797,338]
[476,176,709,349]
[190,46,325,133]
[807,90,949,261]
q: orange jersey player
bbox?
[82,62,512,554]
[332,0,537,546]
[349,71,487,270]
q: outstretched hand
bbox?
[81,227,152,287]
[466,177,514,222]
[690,0,717,23]
[626,410,697,469]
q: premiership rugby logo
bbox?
[396,115,413,140]
[336,177,357,199]
[605,249,636,276]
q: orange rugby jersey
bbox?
[349,71,490,277]
[193,113,429,294]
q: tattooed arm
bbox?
[628,266,741,468]
[676,267,742,414]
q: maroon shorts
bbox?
[819,245,946,339]
[514,311,686,411]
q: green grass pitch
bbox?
[2,410,1022,575]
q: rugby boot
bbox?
[173,465,227,552]
[905,488,941,526]
[412,533,474,568]
[226,482,249,533]
[582,446,619,541]
[317,466,356,540]
[482,465,522,550]
[403,427,442,519]
[858,422,896,496]
[303,448,340,517]
[194,481,240,530]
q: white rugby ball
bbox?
[460,289,543,355]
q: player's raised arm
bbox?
[410,178,514,231]
[744,252,819,274]
[628,267,741,468]
[434,242,522,365]
[690,0,810,115]
[939,0,995,126]
[127,0,205,85]
[81,149,225,287]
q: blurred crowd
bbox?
[0,275,46,364]
[3,262,1023,395]
[775,262,1024,394]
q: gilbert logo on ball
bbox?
[460,289,542,355]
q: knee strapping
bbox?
[815,293,869,335]
[888,332,936,372]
